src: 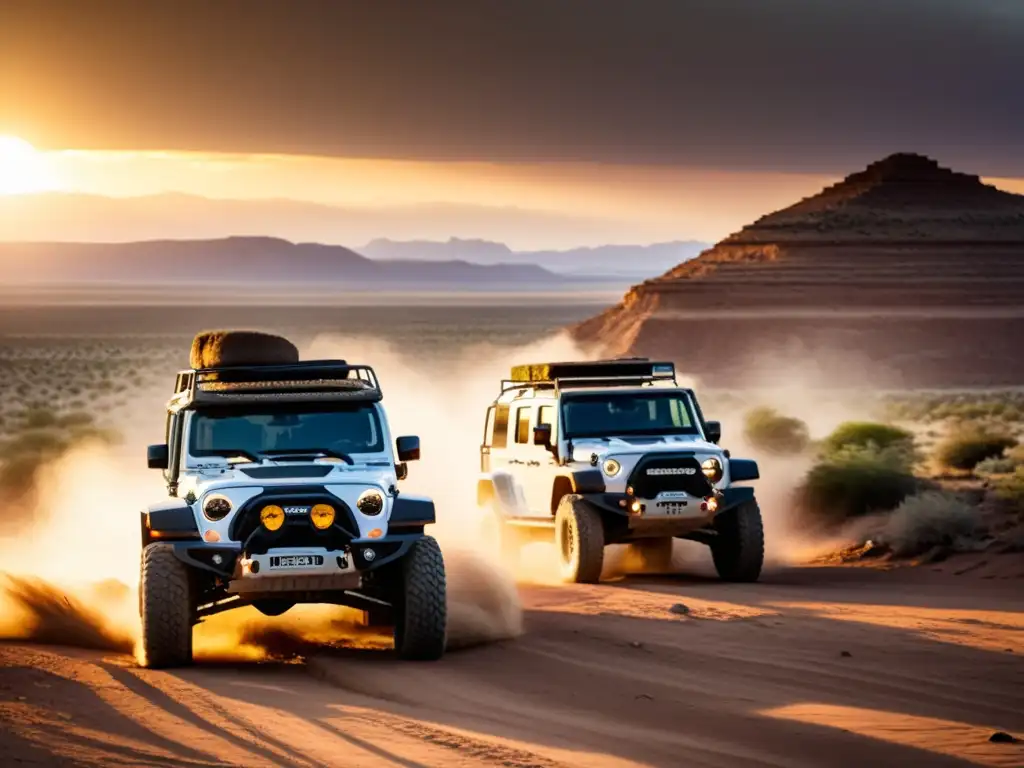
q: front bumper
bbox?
[168,532,421,579]
[231,548,360,593]
[585,485,755,526]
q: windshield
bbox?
[561,392,699,438]
[188,405,384,460]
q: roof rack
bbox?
[501,359,677,393]
[170,360,382,407]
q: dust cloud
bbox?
[0,331,593,659]
[0,331,876,660]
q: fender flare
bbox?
[388,495,436,532]
[141,499,200,546]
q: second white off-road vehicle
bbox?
[477,359,763,583]
[140,331,446,667]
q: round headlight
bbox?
[357,490,384,516]
[702,458,724,483]
[260,504,285,531]
[310,503,336,530]
[602,458,621,477]
[203,494,232,521]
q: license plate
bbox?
[655,502,694,516]
[269,555,324,568]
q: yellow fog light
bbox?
[310,503,336,530]
[260,504,285,531]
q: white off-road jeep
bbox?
[140,331,446,667]
[477,359,763,583]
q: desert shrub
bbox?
[992,468,1024,513]
[821,421,915,458]
[875,491,983,557]
[57,411,95,429]
[934,425,1017,472]
[796,445,920,529]
[975,456,1017,477]
[743,406,810,455]
[0,422,119,506]
[20,406,59,429]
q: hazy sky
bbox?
[1,0,1022,247]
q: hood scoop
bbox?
[241,465,334,479]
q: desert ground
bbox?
[2,560,1022,768]
[1,304,1022,767]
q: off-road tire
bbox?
[629,537,674,573]
[394,536,447,660]
[189,330,299,370]
[710,499,764,582]
[555,495,605,583]
[140,543,194,668]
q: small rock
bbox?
[988,731,1018,744]
[629,641,643,649]
[669,603,691,616]
[840,650,852,658]
[635,693,653,701]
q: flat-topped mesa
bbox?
[722,152,1024,246]
[572,153,1024,387]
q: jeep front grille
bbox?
[626,454,712,499]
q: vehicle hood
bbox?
[178,460,396,498]
[569,435,721,462]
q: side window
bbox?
[538,404,556,439]
[514,405,532,444]
[483,406,496,446]
[492,404,510,449]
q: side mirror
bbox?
[396,435,420,462]
[533,424,552,447]
[704,420,722,444]
[147,443,169,470]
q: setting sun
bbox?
[0,135,58,194]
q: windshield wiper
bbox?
[260,448,355,465]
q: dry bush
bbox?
[742,406,810,455]
[992,468,1024,514]
[821,421,916,461]
[934,425,1017,472]
[874,491,983,557]
[796,444,920,530]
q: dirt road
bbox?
[2,564,1022,768]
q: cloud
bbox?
[3,0,1022,175]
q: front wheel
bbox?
[710,499,764,582]
[394,536,447,660]
[554,495,605,583]
[140,543,194,669]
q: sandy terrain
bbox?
[2,563,1021,768]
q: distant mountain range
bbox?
[357,238,708,277]
[0,237,574,289]
[0,192,691,258]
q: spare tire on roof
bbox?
[190,330,300,369]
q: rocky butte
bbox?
[574,153,1024,389]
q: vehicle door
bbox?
[509,400,554,515]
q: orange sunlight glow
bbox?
[0,135,59,194]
